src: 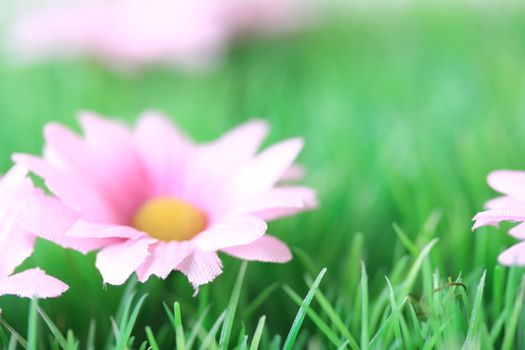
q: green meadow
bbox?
[1,5,525,349]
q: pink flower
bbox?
[7,0,309,70]
[15,112,317,290]
[225,0,309,36]
[0,165,68,299]
[473,170,525,265]
[8,0,229,70]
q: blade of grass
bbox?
[164,302,186,350]
[282,268,327,350]
[398,239,439,298]
[174,302,185,350]
[36,305,71,350]
[145,327,159,350]
[343,232,364,296]
[0,316,28,349]
[249,315,265,350]
[186,306,211,350]
[86,319,96,350]
[502,274,525,350]
[283,284,343,348]
[368,298,409,347]
[393,223,417,256]
[407,303,423,348]
[8,334,17,350]
[198,310,226,350]
[269,335,281,350]
[238,335,248,350]
[65,330,78,350]
[336,341,349,350]
[219,261,247,350]
[105,279,137,349]
[27,299,38,350]
[385,278,403,348]
[360,262,369,350]
[462,270,486,350]
[311,285,359,350]
[115,294,148,350]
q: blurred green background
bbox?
[1,3,525,346]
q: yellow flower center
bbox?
[132,197,207,242]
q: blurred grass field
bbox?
[2,4,525,349]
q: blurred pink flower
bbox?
[473,170,525,265]
[7,0,309,70]
[0,165,68,298]
[15,112,316,289]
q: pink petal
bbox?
[0,165,29,192]
[222,235,292,263]
[136,241,193,282]
[0,229,34,280]
[473,207,525,230]
[177,250,222,290]
[0,268,68,298]
[67,220,144,240]
[14,153,117,223]
[192,216,267,251]
[280,164,305,182]
[44,121,144,223]
[181,119,268,207]
[22,195,118,254]
[488,170,525,201]
[43,122,98,172]
[509,223,525,239]
[228,138,304,200]
[203,119,269,162]
[485,195,523,210]
[233,186,317,220]
[498,241,525,265]
[77,112,148,221]
[0,168,37,278]
[134,111,192,197]
[95,238,154,285]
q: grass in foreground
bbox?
[1,229,524,349]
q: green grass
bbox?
[2,4,525,349]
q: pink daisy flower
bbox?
[473,170,525,265]
[7,0,229,70]
[14,112,317,290]
[0,165,68,299]
[7,0,310,70]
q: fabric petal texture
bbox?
[136,242,194,282]
[15,112,317,290]
[96,238,154,285]
[223,235,292,263]
[474,167,525,268]
[192,216,267,252]
[0,268,69,299]
[473,207,525,230]
[177,250,223,291]
[0,165,68,299]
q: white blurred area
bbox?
[0,0,324,71]
[1,0,523,72]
